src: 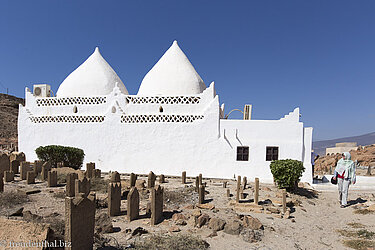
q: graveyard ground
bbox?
[0,169,375,250]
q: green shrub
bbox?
[270,159,305,190]
[35,145,84,170]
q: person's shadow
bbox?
[346,197,367,207]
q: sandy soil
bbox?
[1,172,374,250]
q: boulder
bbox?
[208,217,226,231]
[243,215,263,230]
[197,214,210,228]
[224,220,242,235]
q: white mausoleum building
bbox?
[18,41,313,184]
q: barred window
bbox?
[266,147,279,161]
[237,146,249,161]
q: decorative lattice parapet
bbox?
[125,96,200,105]
[29,115,105,123]
[36,96,107,106]
[121,114,204,123]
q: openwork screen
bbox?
[36,97,107,106]
[30,115,105,123]
[125,96,200,105]
[236,146,249,161]
[121,114,204,123]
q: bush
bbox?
[35,145,85,170]
[270,159,305,190]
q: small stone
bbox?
[183,204,195,210]
[9,207,24,216]
[168,226,181,232]
[131,227,148,236]
[175,219,187,226]
[192,209,201,218]
[283,210,291,219]
[208,231,218,238]
[196,203,215,210]
[172,213,186,221]
[291,219,296,223]
[266,207,280,214]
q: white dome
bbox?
[137,41,206,96]
[56,47,128,97]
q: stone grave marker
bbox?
[41,162,52,181]
[127,187,139,221]
[254,177,259,204]
[243,176,247,189]
[236,175,241,203]
[20,161,31,180]
[108,172,121,216]
[147,171,156,188]
[130,173,137,187]
[0,153,10,175]
[75,177,90,197]
[86,162,95,178]
[4,171,14,182]
[65,192,95,250]
[198,185,205,204]
[26,171,35,184]
[48,171,58,187]
[159,174,165,184]
[151,185,163,225]
[93,169,101,178]
[195,176,199,192]
[0,173,3,192]
[198,173,203,186]
[66,173,79,197]
[182,171,186,184]
[10,160,20,174]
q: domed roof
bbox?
[137,41,206,96]
[56,47,128,97]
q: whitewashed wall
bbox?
[18,83,313,184]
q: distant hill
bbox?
[0,93,24,147]
[313,132,375,156]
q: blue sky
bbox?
[0,1,374,141]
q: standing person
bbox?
[332,152,356,208]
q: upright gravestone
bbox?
[65,192,96,250]
[159,174,165,184]
[75,177,90,197]
[254,177,259,204]
[223,181,227,188]
[127,187,139,221]
[130,173,137,187]
[282,189,287,214]
[48,171,58,187]
[182,171,186,184]
[236,175,241,203]
[26,171,35,184]
[0,153,10,175]
[198,174,203,186]
[93,169,101,178]
[147,171,156,188]
[198,185,205,204]
[151,185,164,225]
[195,176,199,192]
[33,160,43,175]
[20,162,31,180]
[66,173,79,197]
[4,171,14,182]
[10,160,20,174]
[243,177,247,190]
[41,162,52,181]
[86,162,95,179]
[108,172,121,216]
[226,188,230,197]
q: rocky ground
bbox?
[0,168,375,250]
[314,144,375,175]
